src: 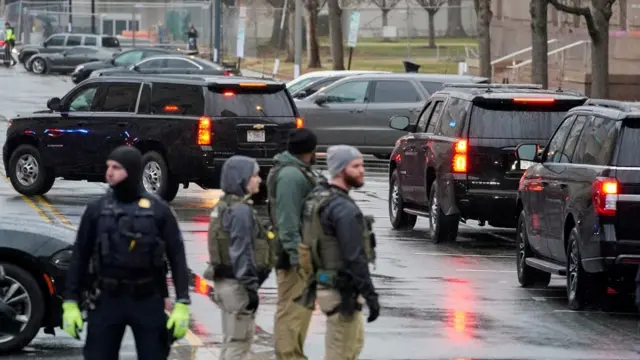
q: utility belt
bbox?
[296,270,362,316]
[97,276,157,298]
[209,264,272,286]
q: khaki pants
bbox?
[274,268,313,359]
[213,279,256,360]
[316,288,365,360]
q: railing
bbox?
[507,40,590,84]
[489,39,559,76]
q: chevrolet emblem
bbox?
[253,124,265,130]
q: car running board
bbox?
[403,208,430,217]
[525,257,566,276]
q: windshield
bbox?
[287,76,323,94]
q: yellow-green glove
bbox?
[62,301,83,339]
[166,302,190,339]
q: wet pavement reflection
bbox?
[0,68,639,359]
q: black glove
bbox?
[246,288,259,313]
[366,295,380,323]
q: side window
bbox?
[166,59,199,69]
[434,98,470,137]
[324,81,370,104]
[416,102,434,133]
[150,83,204,116]
[97,83,140,113]
[425,101,444,133]
[67,85,99,112]
[555,115,588,163]
[137,58,166,69]
[543,116,576,162]
[83,36,97,46]
[46,35,65,46]
[372,80,421,103]
[573,116,619,166]
[114,51,144,67]
[66,35,82,46]
[420,81,444,95]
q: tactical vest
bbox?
[94,195,166,277]
[5,28,15,41]
[266,160,318,228]
[208,194,275,274]
[299,187,376,278]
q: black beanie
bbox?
[287,128,317,155]
[107,146,143,202]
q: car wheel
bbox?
[0,263,46,353]
[428,182,459,243]
[141,151,179,202]
[31,58,47,74]
[516,211,551,287]
[8,144,55,196]
[566,228,603,310]
[388,170,416,230]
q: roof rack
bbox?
[583,99,638,112]
[442,83,544,89]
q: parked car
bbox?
[296,73,488,158]
[89,55,235,79]
[16,33,121,71]
[387,83,586,242]
[27,46,118,75]
[515,99,640,310]
[286,70,389,96]
[0,221,74,353]
[289,71,390,99]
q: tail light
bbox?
[197,116,212,145]
[223,70,232,76]
[296,117,304,128]
[592,177,618,216]
[452,139,467,173]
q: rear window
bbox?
[616,121,640,166]
[102,37,120,48]
[208,88,294,117]
[469,100,583,139]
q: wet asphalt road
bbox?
[1,67,640,359]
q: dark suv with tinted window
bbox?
[2,75,301,202]
[515,99,640,310]
[387,84,586,242]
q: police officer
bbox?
[62,146,191,360]
[296,145,381,360]
[266,128,319,359]
[207,155,275,359]
[4,22,16,66]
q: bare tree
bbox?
[370,0,402,28]
[305,0,327,68]
[531,0,549,88]
[445,0,469,37]
[547,0,615,98]
[327,0,345,69]
[474,0,492,79]
[414,0,447,48]
[266,0,288,48]
[619,0,627,30]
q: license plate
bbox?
[247,130,265,142]
[519,160,535,170]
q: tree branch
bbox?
[548,0,596,36]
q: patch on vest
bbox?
[138,198,151,208]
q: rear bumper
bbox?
[581,224,640,274]
[455,185,518,227]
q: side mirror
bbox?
[389,115,411,131]
[515,143,540,162]
[314,93,328,105]
[46,97,62,111]
[42,42,47,48]
[295,91,307,99]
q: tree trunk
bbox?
[306,0,322,68]
[619,0,628,30]
[572,0,580,28]
[476,0,492,79]
[445,0,468,37]
[382,8,390,27]
[286,10,295,62]
[530,0,548,88]
[590,10,610,98]
[327,0,344,70]
[270,8,284,47]
[427,11,437,48]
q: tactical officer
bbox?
[296,145,381,360]
[206,155,275,359]
[266,128,320,359]
[4,22,16,66]
[62,146,191,360]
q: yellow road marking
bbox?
[22,195,52,223]
[36,195,74,227]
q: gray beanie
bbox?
[326,145,363,178]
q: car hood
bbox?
[78,60,114,71]
[0,220,75,256]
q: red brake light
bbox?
[592,177,618,216]
[452,139,467,173]
[223,91,234,97]
[197,117,212,145]
[512,98,555,104]
[296,117,304,128]
[224,70,232,76]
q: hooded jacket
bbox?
[218,155,261,291]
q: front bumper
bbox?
[71,69,91,84]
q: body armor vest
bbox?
[266,160,318,228]
[208,194,275,275]
[299,187,376,277]
[94,195,166,278]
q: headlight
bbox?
[50,248,73,269]
[74,65,84,72]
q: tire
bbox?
[8,144,56,196]
[388,170,417,230]
[22,55,34,71]
[516,211,551,287]
[566,228,604,310]
[0,263,46,353]
[141,151,179,202]
[30,57,47,74]
[428,182,459,243]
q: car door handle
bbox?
[116,121,128,127]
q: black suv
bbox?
[387,84,587,242]
[515,99,640,310]
[2,75,301,202]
